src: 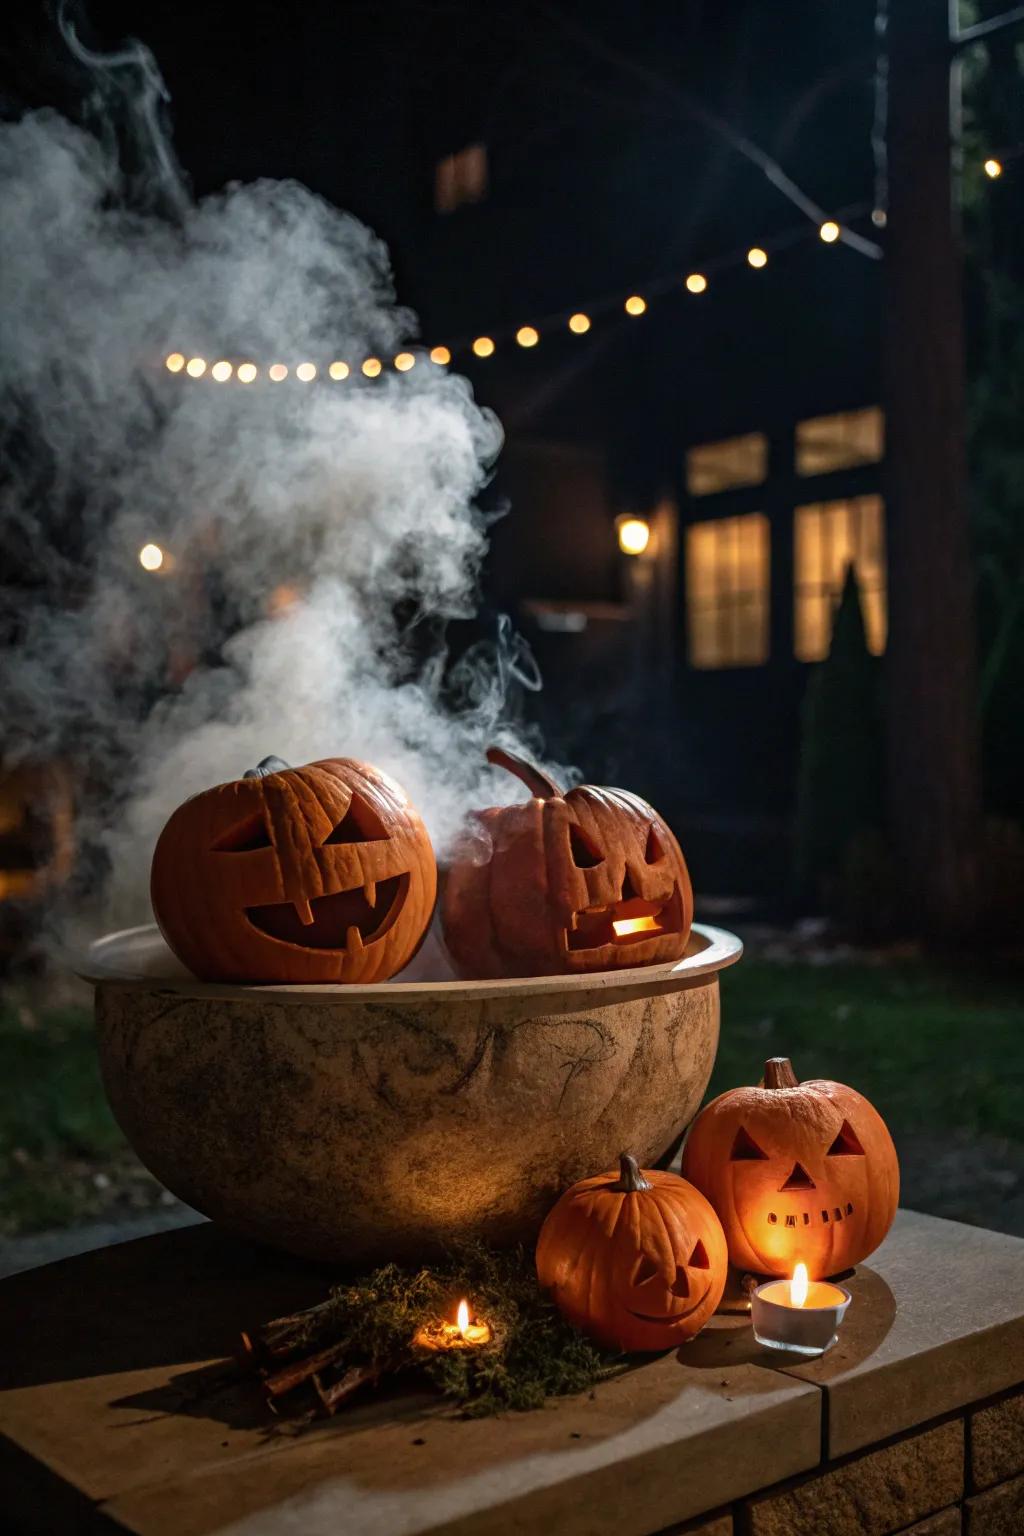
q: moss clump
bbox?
[260,1241,620,1417]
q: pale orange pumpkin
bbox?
[536,1153,728,1351]
[682,1057,899,1278]
[442,747,693,978]
[151,755,436,984]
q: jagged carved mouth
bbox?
[766,1202,856,1229]
[246,873,408,952]
[564,885,682,952]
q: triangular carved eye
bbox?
[730,1126,769,1161]
[213,813,272,852]
[827,1120,865,1156]
[569,823,603,868]
[633,1254,659,1284]
[688,1239,710,1269]
[644,825,664,863]
[324,796,388,845]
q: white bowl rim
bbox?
[80,921,743,1004]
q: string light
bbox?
[568,313,591,334]
[362,357,382,377]
[329,361,350,380]
[394,352,416,371]
[237,363,257,383]
[624,295,646,316]
[430,345,451,365]
[747,247,768,269]
[984,157,1003,179]
[819,220,841,243]
[685,273,708,294]
[616,517,650,556]
[139,543,164,572]
[516,325,539,348]
[472,336,495,357]
[165,352,185,373]
[296,362,317,382]
[211,360,232,382]
[185,357,207,378]
[269,364,288,381]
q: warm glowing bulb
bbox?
[211,360,232,382]
[624,294,646,316]
[362,357,383,377]
[516,325,539,348]
[394,351,416,372]
[237,362,257,383]
[185,357,207,378]
[139,543,164,572]
[747,247,768,269]
[819,220,841,243]
[472,336,495,358]
[430,345,451,366]
[791,1263,809,1308]
[165,352,185,373]
[328,361,350,380]
[269,364,288,382]
[296,362,317,382]
[457,1300,470,1335]
[984,157,1003,179]
[616,516,650,556]
[568,312,591,334]
[685,273,708,294]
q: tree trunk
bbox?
[883,0,982,937]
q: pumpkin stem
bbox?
[486,745,564,800]
[612,1152,652,1193]
[243,755,291,780]
[762,1057,800,1090]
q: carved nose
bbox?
[670,1266,690,1299]
[780,1162,816,1192]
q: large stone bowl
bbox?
[82,922,742,1266]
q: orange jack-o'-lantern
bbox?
[441,747,693,977]
[536,1153,728,1352]
[682,1057,899,1278]
[151,756,436,984]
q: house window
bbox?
[794,495,887,661]
[795,407,884,476]
[434,143,488,213]
[686,513,770,668]
[686,433,768,496]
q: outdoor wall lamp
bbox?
[616,516,651,556]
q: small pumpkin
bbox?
[682,1057,899,1279]
[442,747,693,977]
[151,755,436,984]
[536,1153,728,1351]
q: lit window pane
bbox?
[686,512,770,668]
[687,433,768,496]
[796,407,884,476]
[793,495,887,660]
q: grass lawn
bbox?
[1,952,1022,1239]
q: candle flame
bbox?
[456,1299,470,1335]
[612,914,660,938]
[791,1263,809,1308]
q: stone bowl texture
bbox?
[83,922,742,1266]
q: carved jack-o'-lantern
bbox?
[536,1153,728,1352]
[151,756,436,984]
[442,748,694,977]
[682,1057,899,1278]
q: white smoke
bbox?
[0,35,551,954]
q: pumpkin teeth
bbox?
[346,924,364,953]
[364,879,377,908]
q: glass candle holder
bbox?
[750,1276,851,1357]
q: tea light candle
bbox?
[750,1263,850,1357]
[413,1299,493,1352]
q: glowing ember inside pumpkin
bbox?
[611,913,663,940]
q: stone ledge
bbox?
[895,1509,962,1535]
[742,1418,963,1536]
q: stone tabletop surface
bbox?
[0,1209,1022,1536]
